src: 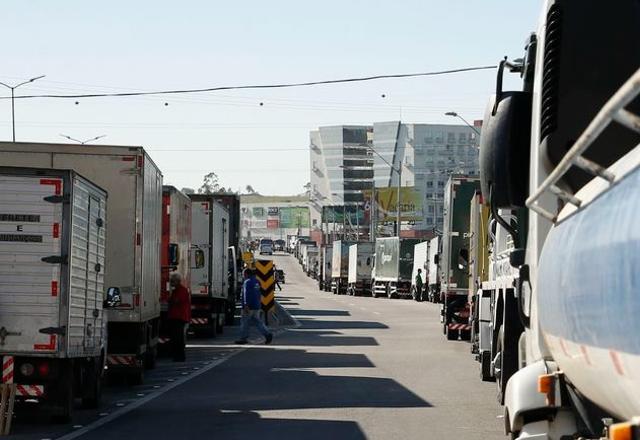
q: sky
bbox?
[1,1,540,195]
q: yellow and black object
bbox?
[255,259,275,312]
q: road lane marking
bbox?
[56,350,243,440]
[373,311,381,315]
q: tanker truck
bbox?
[479,1,640,438]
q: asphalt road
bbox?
[11,252,505,439]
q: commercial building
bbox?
[309,125,373,235]
[309,121,481,240]
[240,194,310,240]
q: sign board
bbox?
[252,207,264,218]
[255,259,275,312]
[279,207,310,228]
[267,219,279,229]
[267,207,279,216]
[363,187,423,222]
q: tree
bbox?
[245,185,258,195]
[198,172,222,194]
[181,187,195,195]
[303,182,311,196]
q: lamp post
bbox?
[0,75,46,142]
[60,134,107,145]
[444,111,481,137]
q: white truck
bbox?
[347,242,374,296]
[0,167,107,420]
[319,245,333,292]
[410,241,428,302]
[189,195,229,336]
[479,1,640,437]
[0,142,163,384]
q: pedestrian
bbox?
[274,265,282,291]
[415,268,424,302]
[235,268,273,345]
[167,272,191,362]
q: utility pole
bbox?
[396,161,402,237]
[0,75,46,142]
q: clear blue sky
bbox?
[2,1,540,194]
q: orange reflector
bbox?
[610,422,633,440]
[537,374,554,395]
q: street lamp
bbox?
[0,75,46,142]
[60,134,107,145]
[444,111,481,137]
[367,145,402,237]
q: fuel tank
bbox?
[537,164,640,420]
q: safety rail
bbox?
[526,68,640,222]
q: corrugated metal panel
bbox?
[140,153,162,321]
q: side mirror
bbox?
[192,249,205,269]
[434,254,439,265]
[104,287,121,308]
[168,243,179,268]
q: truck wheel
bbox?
[446,326,457,341]
[386,285,394,299]
[81,361,103,409]
[480,350,495,382]
[216,313,224,334]
[52,366,74,423]
[144,345,157,370]
[127,368,144,386]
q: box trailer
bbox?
[189,195,229,336]
[411,241,429,301]
[347,242,375,296]
[330,240,355,294]
[319,245,333,292]
[158,186,192,354]
[440,176,480,340]
[372,237,422,298]
[0,167,107,419]
[207,194,241,325]
[0,142,163,383]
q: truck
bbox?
[440,176,480,340]
[319,245,333,292]
[159,186,192,353]
[426,236,441,303]
[304,246,319,278]
[410,241,429,302]
[372,237,422,298]
[0,142,163,383]
[0,167,107,420]
[207,194,241,325]
[347,242,375,296]
[330,240,354,295]
[466,191,491,365]
[479,2,640,437]
[189,195,229,336]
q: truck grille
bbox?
[540,4,562,142]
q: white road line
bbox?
[56,350,243,440]
[373,311,381,315]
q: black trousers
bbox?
[170,320,188,361]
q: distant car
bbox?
[259,243,273,255]
[274,239,285,252]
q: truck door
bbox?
[191,201,211,296]
[0,174,63,354]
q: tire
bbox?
[446,326,457,340]
[496,292,525,404]
[81,360,103,409]
[127,368,144,386]
[386,284,394,299]
[480,350,495,382]
[51,364,74,423]
[144,345,157,370]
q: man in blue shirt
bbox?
[235,268,273,345]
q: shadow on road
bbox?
[296,319,389,330]
[287,309,351,317]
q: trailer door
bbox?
[0,175,64,354]
[191,201,211,296]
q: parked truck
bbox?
[159,186,192,354]
[410,241,429,302]
[372,237,422,298]
[426,236,441,303]
[207,193,241,325]
[189,195,230,336]
[0,167,107,420]
[319,244,333,292]
[330,240,354,295]
[347,242,375,296]
[440,176,480,340]
[480,2,640,437]
[0,142,163,383]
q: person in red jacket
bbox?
[168,273,191,362]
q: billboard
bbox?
[363,187,423,222]
[321,206,366,224]
[279,207,310,228]
[267,219,279,229]
[268,207,279,216]
[252,207,264,218]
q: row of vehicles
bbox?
[0,142,241,420]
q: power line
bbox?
[3,65,496,100]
